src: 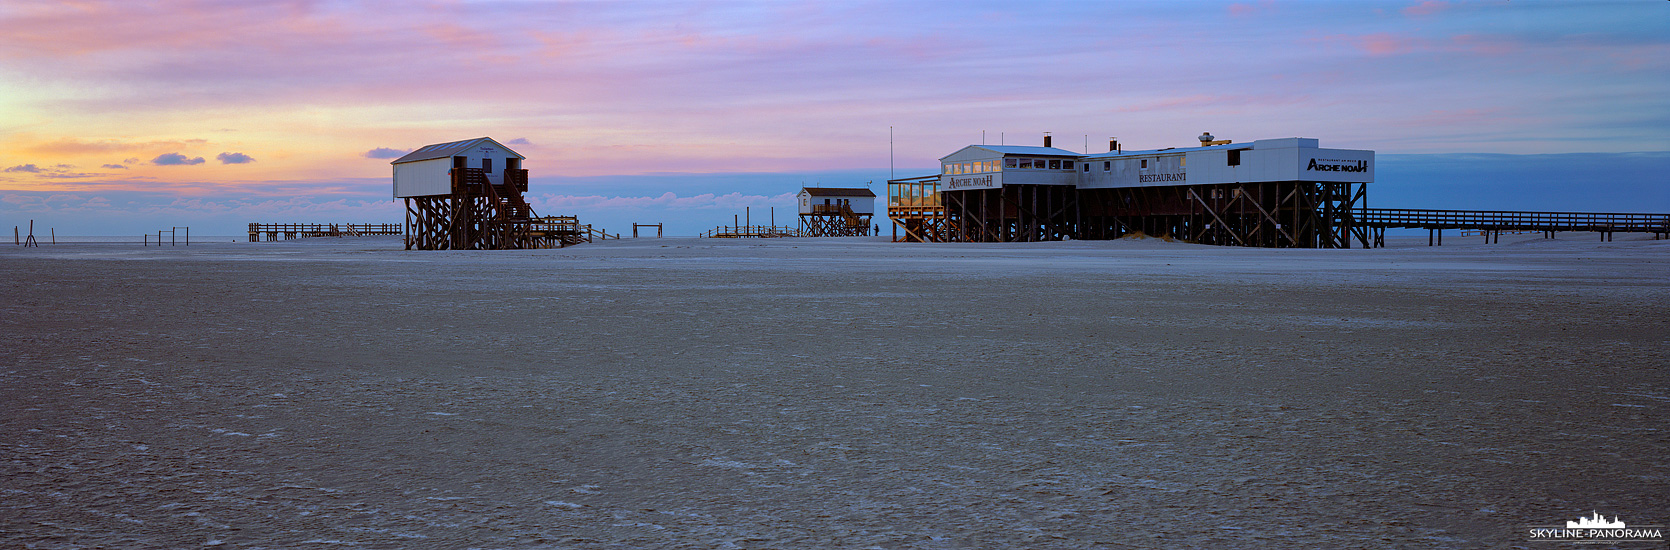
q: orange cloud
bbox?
[25,138,208,156]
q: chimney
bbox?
[1043,133,1052,148]
[1109,138,1119,152]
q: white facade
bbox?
[392,158,454,198]
[798,188,876,215]
[939,145,1081,191]
[936,138,1372,192]
[392,137,526,198]
[1077,138,1373,190]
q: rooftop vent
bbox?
[1198,132,1232,146]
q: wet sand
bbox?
[3,234,1666,548]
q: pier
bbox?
[1358,209,1670,246]
[248,223,401,242]
[699,225,804,238]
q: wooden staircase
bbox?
[456,167,544,248]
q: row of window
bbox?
[1075,158,1188,172]
[1008,158,1075,170]
[946,154,1226,176]
[944,160,1000,174]
[942,158,1077,175]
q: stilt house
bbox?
[798,187,876,236]
[392,137,579,249]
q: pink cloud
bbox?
[1449,34,1519,56]
[1228,1,1274,17]
[1315,33,1423,57]
[1384,108,1514,129]
[1110,93,1312,115]
[1359,33,1418,56]
[421,22,500,49]
[1403,1,1450,17]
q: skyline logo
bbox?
[1524,511,1664,544]
[1568,511,1626,529]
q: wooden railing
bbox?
[1358,209,1670,232]
[887,175,943,208]
[248,223,402,242]
[700,225,804,238]
[811,204,871,214]
[585,225,620,241]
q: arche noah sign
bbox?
[1307,158,1368,173]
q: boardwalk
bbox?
[700,225,804,238]
[1358,209,1670,246]
[247,223,401,242]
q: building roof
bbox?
[940,145,1084,161]
[1081,142,1252,159]
[390,137,525,165]
[800,187,876,197]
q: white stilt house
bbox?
[798,187,876,236]
[393,137,525,199]
[392,137,582,250]
[889,132,1376,247]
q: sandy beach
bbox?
[2,234,1666,549]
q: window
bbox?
[482,158,492,173]
[1141,159,1148,169]
[1082,164,1089,172]
[1063,160,1074,170]
[1048,159,1060,169]
[1005,158,1018,169]
[1103,161,1110,171]
[1020,159,1034,169]
[1227,149,1241,166]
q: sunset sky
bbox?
[2,0,1667,236]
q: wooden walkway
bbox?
[1358,209,1670,246]
[700,225,804,238]
[248,223,401,242]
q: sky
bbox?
[2,0,1667,236]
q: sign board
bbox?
[943,171,1002,191]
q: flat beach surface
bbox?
[3,234,1666,549]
